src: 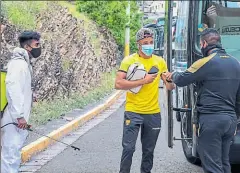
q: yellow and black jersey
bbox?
[118,53,168,114]
[173,50,240,116]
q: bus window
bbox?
[157,18,165,26]
[174,1,190,72]
[197,0,240,60]
[151,27,158,50]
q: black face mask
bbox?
[30,47,41,58]
[201,44,223,57]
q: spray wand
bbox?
[1,123,80,151]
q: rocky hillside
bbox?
[1,2,119,101]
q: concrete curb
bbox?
[21,90,124,163]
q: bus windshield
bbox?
[198,0,240,60]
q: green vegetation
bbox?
[76,1,143,52]
[1,1,47,29]
[62,59,71,72]
[59,1,102,56]
[30,70,116,126]
[58,1,91,24]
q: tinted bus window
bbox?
[174,1,190,72]
[198,0,240,60]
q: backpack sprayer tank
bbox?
[1,70,7,117]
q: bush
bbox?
[76,1,142,52]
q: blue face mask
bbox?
[141,44,154,56]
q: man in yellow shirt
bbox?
[115,28,175,173]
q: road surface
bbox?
[34,90,239,173]
[35,90,204,173]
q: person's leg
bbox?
[119,111,143,173]
[140,113,161,173]
[222,116,237,173]
[197,115,223,173]
[1,115,28,173]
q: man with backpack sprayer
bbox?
[1,31,41,173]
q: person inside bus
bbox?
[203,4,217,28]
[163,28,240,173]
[200,1,240,31]
[199,3,218,32]
[115,28,175,173]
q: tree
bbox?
[76,1,142,52]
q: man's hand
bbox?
[162,72,173,82]
[143,73,158,84]
[161,72,175,90]
[17,117,27,129]
[206,5,217,27]
[206,5,217,18]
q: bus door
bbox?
[163,0,174,148]
[164,0,194,152]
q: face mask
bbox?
[201,46,209,57]
[30,47,41,58]
[141,44,154,56]
[201,44,223,57]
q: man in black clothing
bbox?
[164,28,240,173]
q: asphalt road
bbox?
[36,90,240,173]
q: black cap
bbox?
[18,31,41,43]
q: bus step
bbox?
[172,107,192,112]
[173,137,192,141]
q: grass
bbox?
[30,70,117,126]
[62,59,71,72]
[58,1,91,24]
[1,1,47,30]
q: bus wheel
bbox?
[180,112,201,165]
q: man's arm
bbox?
[161,73,175,90]
[5,60,27,120]
[115,57,147,90]
[171,70,201,87]
[115,56,158,90]
[115,71,145,90]
[171,56,213,87]
[159,58,175,90]
[115,71,157,90]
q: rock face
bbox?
[1,3,118,101]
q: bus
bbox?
[162,0,240,165]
